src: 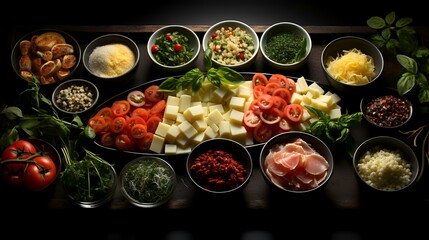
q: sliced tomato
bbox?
[278,118,292,131]
[88,116,106,134]
[130,124,147,139]
[127,90,146,107]
[270,96,287,111]
[253,85,266,99]
[256,94,273,110]
[146,116,162,133]
[252,73,268,88]
[95,107,114,118]
[144,85,164,103]
[101,132,116,147]
[115,133,134,151]
[263,82,281,95]
[110,116,127,133]
[269,74,296,93]
[132,108,149,121]
[260,108,282,125]
[243,110,262,128]
[127,116,147,130]
[284,104,304,123]
[249,100,262,115]
[136,132,154,152]
[111,100,131,117]
[272,88,292,103]
[150,99,166,115]
[253,123,273,143]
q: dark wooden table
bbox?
[4,24,429,239]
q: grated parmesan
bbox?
[88,43,135,78]
[356,146,412,191]
[326,48,375,85]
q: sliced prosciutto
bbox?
[264,138,330,191]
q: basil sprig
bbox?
[158,48,245,94]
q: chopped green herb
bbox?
[151,31,195,66]
[265,32,307,64]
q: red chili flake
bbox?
[189,149,247,191]
[364,95,410,127]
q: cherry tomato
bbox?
[132,108,149,121]
[165,34,173,41]
[150,99,166,115]
[146,116,162,133]
[110,116,127,133]
[101,132,116,147]
[243,110,262,128]
[211,33,217,39]
[253,85,266,99]
[151,44,159,53]
[144,85,164,103]
[252,73,268,88]
[256,94,274,110]
[127,90,146,107]
[269,74,296,93]
[22,155,57,191]
[272,88,292,103]
[111,100,131,117]
[95,107,114,118]
[238,52,245,60]
[174,43,183,52]
[115,134,134,151]
[278,118,292,131]
[284,104,304,123]
[88,116,107,134]
[263,82,281,95]
[260,108,282,125]
[253,123,273,143]
[136,132,154,152]
[130,124,147,139]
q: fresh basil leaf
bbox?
[181,68,204,89]
[206,68,221,87]
[367,16,386,29]
[385,11,396,25]
[192,75,205,94]
[396,17,413,28]
[397,73,416,96]
[0,128,19,149]
[1,106,23,120]
[397,54,418,73]
[381,28,391,41]
[158,77,180,92]
[19,119,40,129]
[216,67,245,85]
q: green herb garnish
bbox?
[122,159,175,204]
[305,105,362,158]
[152,31,195,66]
[367,11,429,108]
[158,48,245,94]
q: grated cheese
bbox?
[326,48,375,85]
[88,43,135,78]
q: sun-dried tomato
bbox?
[189,149,247,191]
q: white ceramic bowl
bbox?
[260,22,312,70]
[202,20,259,69]
[147,25,200,74]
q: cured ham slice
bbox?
[264,138,330,191]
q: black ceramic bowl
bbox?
[360,88,413,129]
[11,29,81,86]
[259,131,334,193]
[321,36,384,98]
[186,138,253,194]
[83,34,140,85]
[52,79,99,115]
[353,136,419,192]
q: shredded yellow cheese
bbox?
[88,43,135,78]
[326,48,376,85]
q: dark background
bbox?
[3,2,428,240]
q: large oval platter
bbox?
[90,72,346,159]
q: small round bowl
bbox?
[260,22,312,71]
[321,36,384,97]
[52,79,99,115]
[360,88,413,129]
[202,20,259,69]
[353,136,419,192]
[62,164,117,208]
[83,34,140,85]
[186,138,253,194]
[119,156,177,208]
[259,131,334,193]
[147,25,200,74]
[11,29,81,85]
